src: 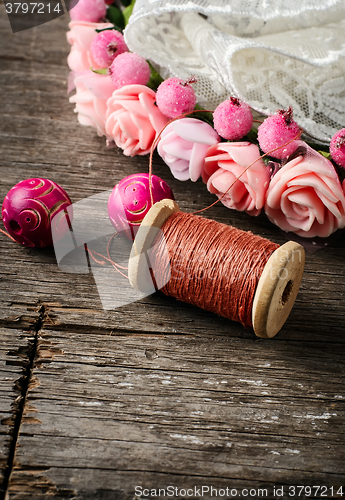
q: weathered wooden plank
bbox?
[6,327,345,498]
[0,328,37,496]
[1,116,344,342]
[1,208,345,343]
[1,6,345,499]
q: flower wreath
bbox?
[67,0,345,239]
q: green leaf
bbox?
[146,64,164,91]
[262,155,276,166]
[95,26,122,33]
[244,127,259,145]
[91,67,108,75]
[106,5,125,30]
[189,105,214,127]
[123,0,136,25]
[318,150,331,160]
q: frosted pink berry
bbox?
[70,0,107,22]
[257,107,301,159]
[156,77,197,119]
[90,30,129,68]
[213,97,253,140]
[330,128,345,168]
[109,52,151,90]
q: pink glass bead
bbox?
[109,52,151,90]
[213,97,253,140]
[156,77,197,119]
[70,0,107,22]
[90,30,129,68]
[2,178,72,248]
[330,128,345,168]
[108,173,174,239]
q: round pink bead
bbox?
[213,98,253,140]
[108,173,174,240]
[330,128,345,168]
[70,0,107,22]
[90,30,129,68]
[156,77,197,119]
[109,53,151,90]
[2,178,72,248]
[258,108,300,159]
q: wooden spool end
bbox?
[128,199,180,292]
[252,241,305,338]
[129,200,305,339]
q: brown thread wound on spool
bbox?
[150,212,279,328]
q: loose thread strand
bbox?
[192,129,303,215]
[0,227,17,242]
[148,110,303,216]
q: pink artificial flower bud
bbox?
[203,142,270,216]
[70,0,107,23]
[157,118,220,181]
[156,77,197,119]
[109,52,151,90]
[330,128,345,168]
[258,107,301,160]
[265,141,345,237]
[67,20,113,72]
[90,30,129,68]
[105,85,169,156]
[213,97,253,140]
[69,70,115,137]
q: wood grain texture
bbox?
[0,5,345,499]
[8,328,345,498]
[0,328,36,497]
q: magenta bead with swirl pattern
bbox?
[108,173,174,240]
[2,178,72,248]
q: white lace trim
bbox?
[124,0,345,141]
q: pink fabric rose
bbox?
[203,142,270,216]
[265,142,345,237]
[67,21,113,72]
[157,118,220,181]
[69,70,114,136]
[105,85,169,156]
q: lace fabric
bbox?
[124,0,345,141]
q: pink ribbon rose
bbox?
[265,142,345,237]
[67,20,113,72]
[69,70,115,136]
[105,85,169,156]
[157,118,220,181]
[203,142,270,216]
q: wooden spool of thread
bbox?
[128,199,305,338]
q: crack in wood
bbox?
[0,302,45,500]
